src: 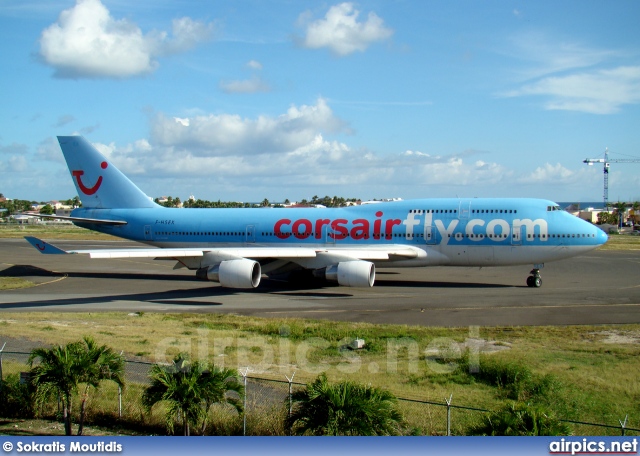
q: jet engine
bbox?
[324,261,375,287]
[197,259,261,288]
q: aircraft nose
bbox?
[596,226,609,245]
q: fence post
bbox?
[620,415,628,436]
[118,351,123,419]
[285,372,296,436]
[0,342,6,393]
[240,368,250,436]
[445,394,453,436]
[118,386,122,419]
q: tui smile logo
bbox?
[72,161,108,195]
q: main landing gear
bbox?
[526,269,542,288]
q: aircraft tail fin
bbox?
[57,136,158,209]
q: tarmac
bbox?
[1,237,639,327]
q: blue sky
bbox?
[1,0,639,204]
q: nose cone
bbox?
[595,226,609,246]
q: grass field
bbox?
[0,277,34,290]
[601,234,640,250]
[0,223,118,240]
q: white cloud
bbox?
[219,60,271,94]
[0,156,28,173]
[504,66,640,114]
[39,0,213,78]
[94,133,601,200]
[150,98,347,155]
[403,150,431,158]
[35,137,64,163]
[298,3,393,56]
[520,163,586,184]
[0,142,28,155]
[219,76,271,94]
[162,17,214,55]
[246,60,263,70]
[497,31,640,114]
[77,99,599,200]
[506,31,617,81]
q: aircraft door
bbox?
[424,224,437,245]
[324,225,336,244]
[144,225,152,241]
[511,224,523,245]
[245,225,256,243]
[458,201,471,219]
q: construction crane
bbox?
[583,148,640,210]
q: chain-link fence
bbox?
[1,348,638,436]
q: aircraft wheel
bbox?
[526,276,534,287]
[533,276,542,288]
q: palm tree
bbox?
[467,402,571,436]
[197,365,243,435]
[28,337,124,436]
[143,355,243,436]
[75,338,125,435]
[39,204,55,215]
[288,374,404,436]
[631,201,640,226]
[613,201,628,228]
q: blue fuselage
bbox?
[72,197,607,268]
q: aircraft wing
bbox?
[24,237,418,262]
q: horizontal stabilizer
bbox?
[24,237,68,255]
[25,213,127,226]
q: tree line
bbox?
[154,195,360,208]
[4,190,637,226]
[597,201,640,226]
[0,196,81,216]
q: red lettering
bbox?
[315,219,331,239]
[275,219,291,239]
[373,211,383,238]
[292,219,312,240]
[274,216,402,242]
[385,219,402,240]
[351,219,370,240]
[329,219,348,240]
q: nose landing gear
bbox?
[526,268,542,288]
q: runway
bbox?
[1,237,639,326]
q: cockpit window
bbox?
[547,205,561,211]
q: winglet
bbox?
[24,237,69,255]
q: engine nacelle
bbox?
[197,259,261,288]
[324,261,375,287]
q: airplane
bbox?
[25,135,609,289]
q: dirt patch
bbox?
[0,418,139,436]
[592,330,640,344]
[463,338,512,354]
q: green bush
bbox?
[458,356,562,402]
[0,374,35,418]
[467,401,571,436]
